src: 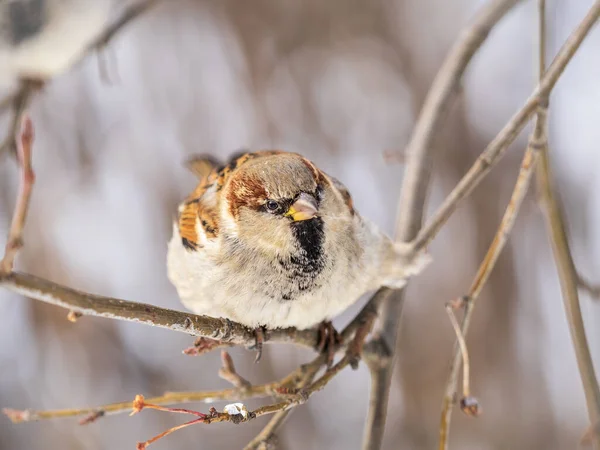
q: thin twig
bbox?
[438,129,541,450]
[0,271,319,350]
[219,351,252,391]
[534,4,600,444]
[1,116,35,274]
[131,317,375,449]
[0,1,159,157]
[445,301,479,417]
[361,1,523,448]
[538,141,600,450]
[578,273,600,299]
[3,285,378,426]
[409,0,600,254]
[87,0,160,51]
[244,411,289,450]
[0,82,37,159]
[437,0,600,446]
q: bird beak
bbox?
[285,192,318,221]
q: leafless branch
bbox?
[0,83,37,159]
[578,273,600,299]
[361,1,524,448]
[244,411,289,450]
[438,141,541,449]
[0,1,160,157]
[87,0,160,52]
[219,351,252,391]
[1,116,35,274]
[534,3,600,445]
[438,1,600,447]
[409,0,600,255]
[445,300,480,417]
[0,271,319,350]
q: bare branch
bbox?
[0,271,319,350]
[361,1,524,448]
[534,3,600,443]
[445,300,480,417]
[409,0,600,254]
[438,127,540,450]
[0,1,159,157]
[0,82,37,159]
[438,1,600,447]
[219,351,252,391]
[1,116,35,274]
[87,0,159,52]
[244,411,289,450]
[578,273,600,299]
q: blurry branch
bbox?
[0,117,35,274]
[438,2,600,448]
[0,271,319,349]
[534,1,600,443]
[87,0,159,51]
[4,265,379,448]
[0,1,159,158]
[409,0,600,255]
[219,351,252,391]
[438,138,541,450]
[445,300,479,417]
[0,83,38,158]
[578,273,600,299]
[361,1,524,448]
[244,411,289,450]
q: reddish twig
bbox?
[1,116,35,274]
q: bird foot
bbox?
[317,321,342,367]
[248,326,267,363]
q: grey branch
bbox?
[0,271,319,349]
[361,1,524,448]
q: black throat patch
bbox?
[276,217,326,301]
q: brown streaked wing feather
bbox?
[184,154,220,181]
[179,150,290,249]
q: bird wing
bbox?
[178,150,285,250]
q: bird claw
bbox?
[249,326,267,363]
[317,321,341,367]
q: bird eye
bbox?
[265,200,280,212]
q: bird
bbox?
[167,151,429,356]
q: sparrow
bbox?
[167,151,429,341]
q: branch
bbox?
[409,0,600,254]
[439,2,600,448]
[219,351,252,391]
[0,82,37,160]
[534,3,600,444]
[244,411,289,450]
[86,0,159,52]
[361,1,523,448]
[0,271,319,350]
[0,1,160,158]
[578,273,600,299]
[130,317,374,449]
[1,116,35,274]
[437,145,540,448]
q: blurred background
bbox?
[1,0,600,448]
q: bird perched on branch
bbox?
[167,151,429,356]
